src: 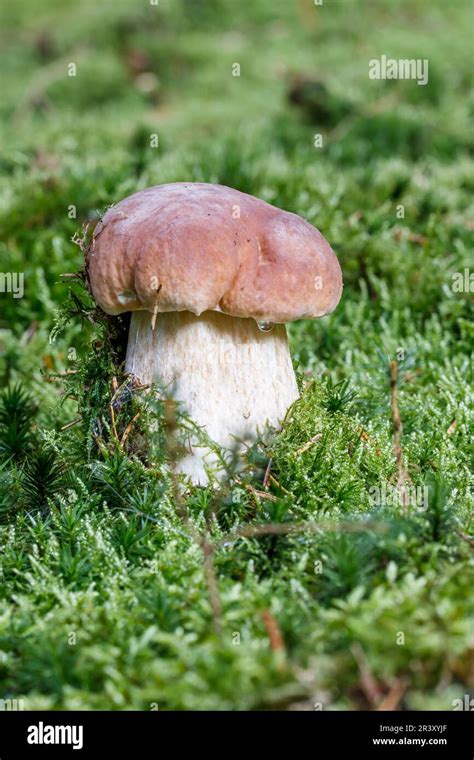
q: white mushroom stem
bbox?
[125,310,299,484]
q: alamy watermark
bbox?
[369,483,429,511]
[0,272,24,299]
[452,694,473,711]
[27,721,83,750]
[369,55,429,86]
[451,268,473,293]
[203,341,262,367]
[0,697,25,710]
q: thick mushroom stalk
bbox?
[125,310,299,484]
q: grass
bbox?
[0,0,472,710]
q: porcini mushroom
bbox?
[87,183,342,483]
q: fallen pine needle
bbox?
[245,485,278,502]
[263,458,272,487]
[120,412,140,447]
[295,433,322,456]
[60,417,82,431]
[261,609,286,666]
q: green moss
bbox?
[0,0,472,711]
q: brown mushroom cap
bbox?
[87,183,343,324]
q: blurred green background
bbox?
[0,0,472,710]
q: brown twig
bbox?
[268,474,292,495]
[389,361,403,470]
[60,417,82,431]
[120,413,140,448]
[245,485,278,502]
[109,400,118,441]
[351,642,383,709]
[161,399,224,637]
[455,530,474,548]
[20,321,38,346]
[377,680,407,711]
[389,360,410,510]
[261,610,286,667]
[201,539,223,636]
[263,458,272,488]
[176,506,223,636]
[295,433,322,456]
[218,518,385,549]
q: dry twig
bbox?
[120,413,141,448]
[351,642,383,708]
[455,530,474,548]
[389,360,411,510]
[377,680,407,711]
[261,609,286,668]
[295,433,322,456]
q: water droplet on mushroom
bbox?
[256,320,274,332]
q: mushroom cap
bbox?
[87,183,343,323]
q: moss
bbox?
[0,0,472,711]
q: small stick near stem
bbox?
[389,360,410,511]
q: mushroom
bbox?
[87,183,343,483]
